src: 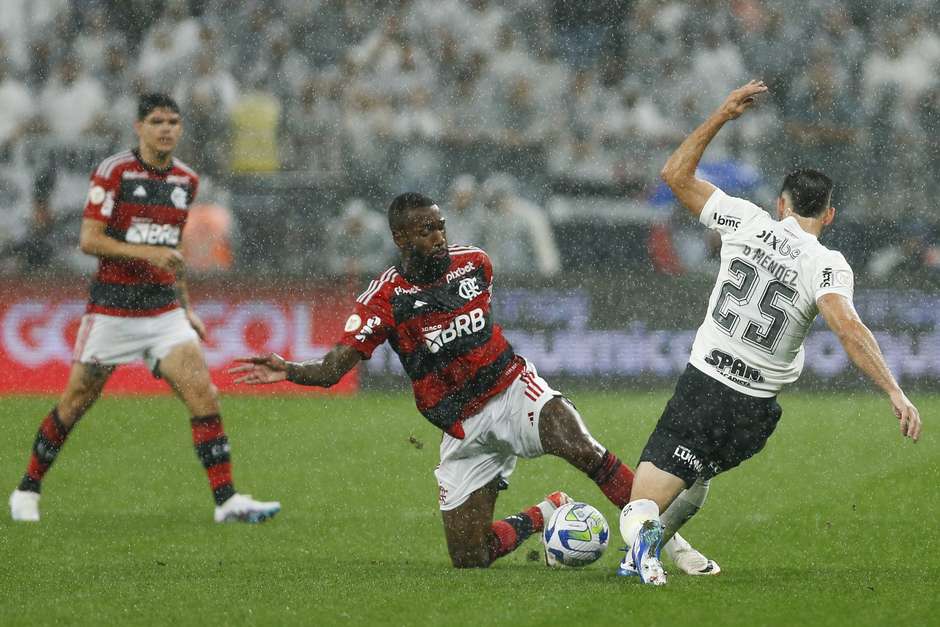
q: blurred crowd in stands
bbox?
[1,0,939,280]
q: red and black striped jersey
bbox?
[82,149,199,317]
[339,245,524,436]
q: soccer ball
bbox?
[543,502,609,567]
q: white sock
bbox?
[619,498,660,548]
[537,499,557,526]
[661,478,710,543]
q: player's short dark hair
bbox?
[780,169,833,218]
[137,93,181,120]
[388,192,436,232]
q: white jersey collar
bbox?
[781,215,818,240]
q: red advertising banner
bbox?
[0,279,360,395]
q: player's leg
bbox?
[441,478,569,568]
[156,338,279,523]
[661,478,710,541]
[525,366,716,577]
[10,361,113,521]
[660,478,718,574]
[619,366,741,583]
[617,461,688,585]
[538,396,636,508]
[539,396,704,527]
[538,397,703,582]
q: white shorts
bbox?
[72,308,199,372]
[434,359,560,511]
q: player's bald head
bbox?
[388,192,438,233]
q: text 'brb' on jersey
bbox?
[83,149,199,317]
[690,188,854,397]
[340,246,525,433]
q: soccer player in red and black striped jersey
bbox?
[9,94,279,524]
[230,193,716,570]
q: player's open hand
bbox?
[719,80,768,120]
[890,390,922,442]
[228,353,290,385]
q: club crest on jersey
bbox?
[423,308,485,353]
[704,349,765,384]
[170,186,189,210]
[457,277,482,300]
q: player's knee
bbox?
[538,398,574,439]
[539,399,602,462]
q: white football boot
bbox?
[10,489,41,522]
[664,533,721,576]
[628,519,667,586]
[213,493,281,523]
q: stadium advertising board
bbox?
[364,285,940,387]
[0,280,357,394]
[2,280,938,394]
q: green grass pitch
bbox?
[0,390,936,626]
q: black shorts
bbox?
[639,364,783,486]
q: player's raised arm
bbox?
[660,80,768,217]
[229,344,362,388]
[817,293,922,442]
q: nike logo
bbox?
[414,300,427,308]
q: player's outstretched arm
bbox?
[229,344,362,388]
[818,293,922,442]
[660,80,768,217]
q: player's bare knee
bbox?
[539,398,602,464]
[538,398,572,441]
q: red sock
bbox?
[487,508,541,561]
[19,408,72,493]
[588,451,634,509]
[190,414,235,505]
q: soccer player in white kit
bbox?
[618,81,923,585]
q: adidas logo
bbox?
[133,185,147,198]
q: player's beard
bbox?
[408,249,451,284]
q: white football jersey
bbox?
[689,188,854,397]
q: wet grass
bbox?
[1,391,937,626]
